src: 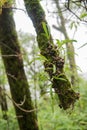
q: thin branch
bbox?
[12,7,26,13]
[47,8,67,14]
[2,6,26,13]
[7,72,17,80]
[52,25,63,33]
[1,54,20,57]
[72,1,87,10]
[65,6,87,23]
[3,89,37,113]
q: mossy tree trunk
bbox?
[0,7,38,130]
[53,0,78,86]
[24,0,79,110]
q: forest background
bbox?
[14,0,87,74]
[0,0,87,130]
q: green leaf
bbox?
[53,76,67,82]
[70,21,75,29]
[56,39,65,48]
[36,54,48,61]
[42,22,50,39]
[62,39,77,44]
[80,13,87,19]
[50,86,54,113]
[56,39,77,48]
[53,65,56,73]
[29,54,47,65]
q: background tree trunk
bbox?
[0,7,38,130]
[53,0,78,85]
[24,0,79,110]
[0,85,8,120]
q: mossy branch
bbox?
[24,0,79,110]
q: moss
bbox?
[0,7,39,130]
[53,74,79,109]
[38,32,79,110]
[24,0,79,110]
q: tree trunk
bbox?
[24,0,79,110]
[0,86,8,120]
[0,7,38,130]
[53,0,78,85]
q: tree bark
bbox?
[24,0,79,110]
[53,0,78,86]
[0,7,38,130]
[0,86,8,120]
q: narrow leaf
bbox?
[80,13,87,19]
[42,22,50,39]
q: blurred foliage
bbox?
[0,108,19,130]
[0,0,7,6]
[0,0,15,14]
[0,78,87,130]
[38,78,87,130]
[0,0,87,128]
[0,32,87,130]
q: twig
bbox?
[65,6,87,23]
[6,93,37,113]
[2,6,26,13]
[7,73,17,80]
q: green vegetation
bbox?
[0,1,87,129]
[0,78,87,130]
[0,108,19,130]
[38,79,87,130]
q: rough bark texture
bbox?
[24,0,79,110]
[0,7,38,130]
[53,0,78,85]
[0,86,8,120]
